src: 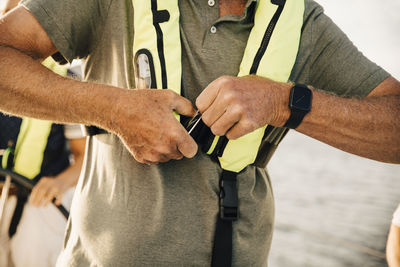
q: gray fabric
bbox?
[20,0,390,266]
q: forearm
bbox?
[0,45,118,129]
[387,224,400,267]
[295,87,400,163]
[196,75,400,163]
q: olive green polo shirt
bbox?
[21,0,389,266]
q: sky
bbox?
[1,0,398,78]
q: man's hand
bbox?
[196,75,290,140]
[109,89,198,164]
[0,6,197,165]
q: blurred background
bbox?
[1,0,398,266]
[268,1,400,266]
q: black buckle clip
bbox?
[219,176,238,221]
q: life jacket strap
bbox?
[211,170,238,267]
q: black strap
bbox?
[151,0,169,89]
[8,193,28,238]
[82,126,108,136]
[283,108,307,129]
[211,170,238,267]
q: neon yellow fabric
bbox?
[157,1,182,94]
[13,118,52,179]
[132,1,162,89]
[132,0,304,173]
[1,147,13,169]
[132,0,181,120]
[12,57,68,179]
[206,136,220,155]
[41,57,68,77]
[219,0,304,172]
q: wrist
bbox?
[273,82,292,127]
[283,84,313,129]
[86,84,134,133]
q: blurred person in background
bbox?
[0,0,17,14]
[387,204,400,267]
[0,0,399,266]
[0,114,85,267]
[0,2,85,267]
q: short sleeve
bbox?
[64,124,85,140]
[21,0,114,62]
[393,204,400,227]
[301,1,390,97]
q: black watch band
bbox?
[283,84,312,129]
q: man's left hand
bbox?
[196,75,291,140]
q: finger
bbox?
[139,144,184,164]
[55,195,63,206]
[161,149,184,162]
[35,187,50,206]
[201,92,227,127]
[177,131,198,158]
[171,93,196,117]
[226,120,256,140]
[43,194,53,207]
[195,79,221,113]
[209,109,240,136]
[43,187,58,207]
[29,187,39,205]
[30,184,47,206]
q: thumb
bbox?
[171,93,196,117]
[177,130,198,158]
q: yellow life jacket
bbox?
[131,0,304,265]
[132,0,304,173]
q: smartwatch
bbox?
[283,84,312,129]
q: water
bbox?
[268,132,400,266]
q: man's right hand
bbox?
[108,89,198,164]
[0,7,197,165]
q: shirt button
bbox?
[208,0,215,7]
[210,26,217,34]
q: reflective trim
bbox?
[41,57,68,77]
[206,136,220,155]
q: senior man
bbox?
[0,0,399,266]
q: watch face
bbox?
[290,85,312,111]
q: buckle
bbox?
[185,111,215,152]
[219,175,238,221]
